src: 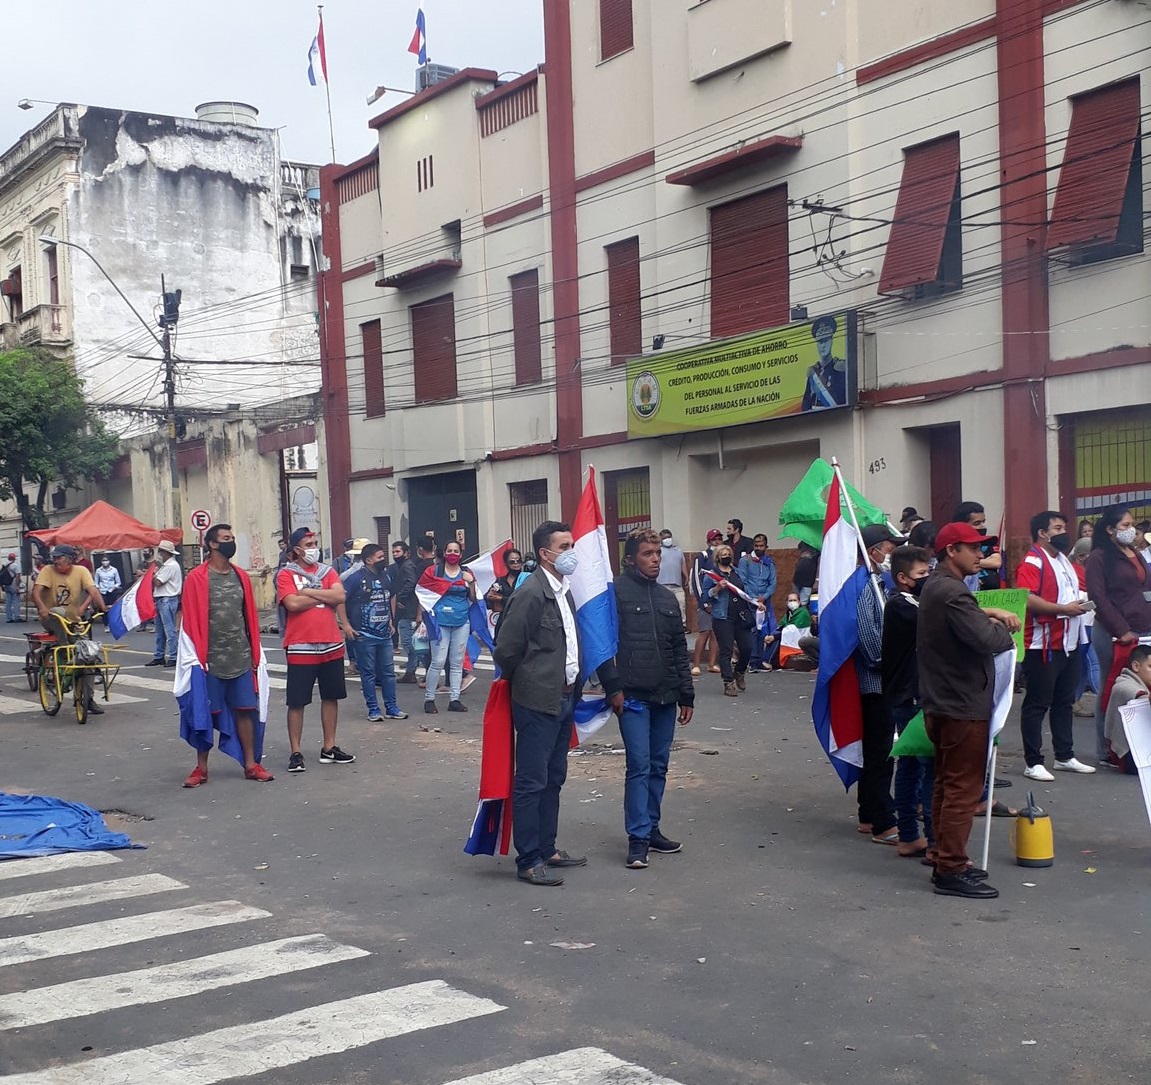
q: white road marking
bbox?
[0,899,269,967]
[0,874,184,919]
[440,1049,688,1084]
[0,852,121,881]
[0,934,369,1030]
[0,654,286,692]
[0,693,149,715]
[0,980,506,1084]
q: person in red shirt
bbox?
[1015,511,1093,781]
[275,527,353,773]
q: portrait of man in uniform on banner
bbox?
[801,314,848,412]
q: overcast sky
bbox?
[1,0,545,166]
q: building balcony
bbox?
[375,220,463,290]
[17,304,72,347]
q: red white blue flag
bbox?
[307,14,329,86]
[106,566,156,640]
[811,470,867,789]
[408,8,428,65]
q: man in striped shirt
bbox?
[276,527,353,773]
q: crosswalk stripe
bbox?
[0,899,270,967]
[0,693,149,714]
[439,1048,688,1084]
[0,979,506,1084]
[0,874,185,920]
[0,654,286,693]
[0,852,121,881]
[0,934,370,1030]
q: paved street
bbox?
[1,626,1149,1084]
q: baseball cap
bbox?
[7,552,14,560]
[899,506,919,523]
[706,529,723,543]
[861,524,904,549]
[289,526,314,549]
[50,544,77,560]
[935,521,995,552]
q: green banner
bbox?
[978,588,1030,661]
[627,311,857,437]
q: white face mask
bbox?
[1116,526,1138,547]
[661,538,673,547]
[302,547,321,564]
[787,600,799,612]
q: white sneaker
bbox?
[1054,757,1096,775]
[1023,764,1055,782]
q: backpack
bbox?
[0,564,13,589]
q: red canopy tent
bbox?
[26,500,182,551]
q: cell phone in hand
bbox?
[1080,600,1096,611]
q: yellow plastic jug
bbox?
[1012,791,1054,867]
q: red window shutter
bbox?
[361,320,385,418]
[412,294,458,402]
[600,0,633,61]
[510,269,542,385]
[1047,79,1141,249]
[606,237,642,366]
[878,133,962,293]
[709,185,789,339]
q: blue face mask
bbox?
[551,549,579,577]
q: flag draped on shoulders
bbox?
[107,566,156,640]
[175,564,269,767]
[811,471,869,790]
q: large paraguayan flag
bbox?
[810,470,868,789]
[106,566,156,640]
[408,8,428,65]
[307,14,329,86]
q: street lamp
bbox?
[17,99,57,111]
[38,235,183,539]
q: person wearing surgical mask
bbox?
[1085,504,1151,764]
[492,520,587,887]
[655,529,688,626]
[276,526,354,774]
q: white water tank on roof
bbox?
[194,101,260,126]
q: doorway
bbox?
[406,470,479,558]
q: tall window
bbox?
[606,237,642,366]
[509,479,548,552]
[46,247,59,306]
[361,319,385,418]
[510,269,542,385]
[600,0,634,61]
[709,186,789,338]
[412,293,458,402]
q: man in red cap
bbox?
[917,522,1020,899]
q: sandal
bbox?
[708,665,721,674]
[898,845,928,858]
[856,823,873,834]
[871,830,899,845]
[975,800,1017,817]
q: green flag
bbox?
[891,711,934,757]
[777,459,887,549]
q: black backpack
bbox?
[0,564,13,589]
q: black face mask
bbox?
[1049,532,1072,555]
[216,541,237,560]
[976,527,988,536]
[909,575,929,598]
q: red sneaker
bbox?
[183,766,208,788]
[244,763,275,782]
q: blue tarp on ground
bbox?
[0,792,144,858]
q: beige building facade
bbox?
[319,0,1149,566]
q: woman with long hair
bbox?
[707,544,755,696]
[420,540,477,715]
[1085,504,1151,763]
[483,548,523,632]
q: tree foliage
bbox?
[0,347,119,530]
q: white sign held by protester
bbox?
[1120,697,1151,828]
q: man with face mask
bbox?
[738,534,778,672]
[655,529,688,625]
[1016,511,1093,781]
[94,555,122,609]
[854,524,902,842]
[344,544,409,723]
[177,523,274,786]
[493,520,586,886]
[276,527,353,773]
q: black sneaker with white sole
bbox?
[287,752,306,773]
[626,839,649,869]
[649,830,682,854]
[319,746,356,765]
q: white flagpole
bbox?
[318,5,337,163]
[980,746,997,871]
[831,457,887,612]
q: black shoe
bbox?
[626,840,650,869]
[86,700,105,716]
[933,871,999,898]
[164,660,177,668]
[994,776,1012,788]
[649,830,682,854]
[319,746,355,765]
[546,850,588,868]
[517,863,564,887]
[448,700,468,712]
[424,700,438,714]
[397,673,419,685]
[145,658,165,667]
[930,865,989,884]
[287,752,306,773]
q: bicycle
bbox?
[28,613,122,725]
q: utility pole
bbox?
[158,276,183,544]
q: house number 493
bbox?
[868,458,887,475]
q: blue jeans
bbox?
[512,692,575,870]
[153,596,180,661]
[5,588,19,622]
[353,634,399,716]
[426,623,469,701]
[1075,638,1100,701]
[618,701,678,841]
[892,703,935,845]
[398,618,429,675]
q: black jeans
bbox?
[1021,648,1081,766]
[714,618,753,682]
[858,693,896,833]
[511,691,576,870]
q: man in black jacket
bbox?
[393,538,433,683]
[493,521,586,887]
[600,530,695,869]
